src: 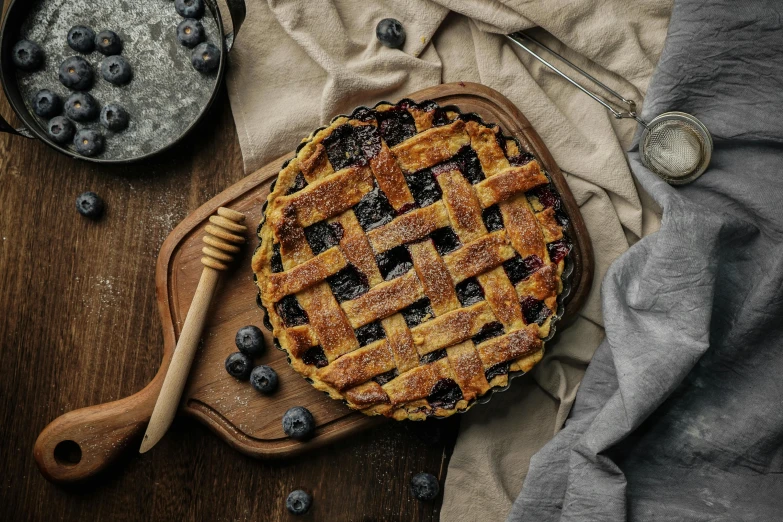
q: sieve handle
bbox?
[506,32,647,127]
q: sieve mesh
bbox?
[642,118,706,180]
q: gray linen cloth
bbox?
[510,0,783,520]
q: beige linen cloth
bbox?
[225,1,671,520]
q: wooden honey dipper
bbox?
[140,207,247,453]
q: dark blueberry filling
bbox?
[520,296,552,325]
[353,184,396,231]
[323,123,381,170]
[376,245,413,280]
[455,278,484,307]
[355,124,382,158]
[275,295,309,327]
[327,265,370,302]
[351,107,376,122]
[454,147,485,184]
[427,378,463,410]
[503,254,544,285]
[430,227,461,256]
[482,205,504,232]
[355,321,386,346]
[420,348,447,365]
[304,221,338,254]
[373,368,399,385]
[401,298,434,328]
[270,243,283,273]
[547,239,572,264]
[376,107,416,146]
[329,221,345,242]
[431,107,452,127]
[484,362,510,381]
[286,172,308,195]
[302,345,328,368]
[509,151,535,166]
[472,321,504,345]
[405,168,442,208]
[530,185,560,210]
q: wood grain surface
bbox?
[0,66,455,522]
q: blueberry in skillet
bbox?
[67,26,96,53]
[47,116,75,144]
[250,365,278,394]
[282,406,315,440]
[95,30,122,55]
[225,352,252,380]
[73,129,105,157]
[65,92,99,122]
[177,19,205,48]
[376,18,406,49]
[286,490,312,516]
[12,40,44,71]
[235,325,265,357]
[75,191,105,219]
[101,55,132,85]
[100,104,129,132]
[31,90,62,118]
[410,472,440,501]
[59,56,94,90]
[175,0,205,19]
[191,42,220,73]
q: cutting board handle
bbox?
[33,374,161,483]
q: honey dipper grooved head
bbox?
[201,207,247,270]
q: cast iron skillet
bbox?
[0,0,246,163]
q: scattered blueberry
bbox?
[286,490,312,515]
[47,116,76,144]
[250,365,278,394]
[95,30,122,55]
[67,26,96,53]
[177,19,205,48]
[282,406,315,440]
[191,42,220,73]
[65,92,99,122]
[101,55,132,85]
[410,472,440,501]
[376,18,406,49]
[100,104,130,132]
[12,40,44,71]
[73,129,105,157]
[225,352,253,380]
[59,56,94,90]
[75,191,105,219]
[235,325,265,357]
[31,90,62,118]
[176,0,205,19]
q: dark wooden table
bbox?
[0,76,457,520]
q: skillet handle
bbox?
[221,0,247,52]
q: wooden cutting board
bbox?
[33,82,593,483]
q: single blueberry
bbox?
[250,365,278,394]
[65,92,99,122]
[100,104,129,132]
[175,0,205,19]
[191,42,220,73]
[376,18,406,49]
[75,191,105,219]
[12,40,44,71]
[410,472,440,501]
[59,56,94,90]
[282,406,315,440]
[100,55,132,85]
[31,90,62,118]
[177,19,205,48]
[235,325,265,357]
[73,129,105,157]
[95,30,122,55]
[285,489,312,516]
[224,352,252,380]
[47,116,75,145]
[67,26,96,53]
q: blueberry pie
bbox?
[252,99,572,420]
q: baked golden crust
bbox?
[252,100,571,420]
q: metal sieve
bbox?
[506,32,712,185]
